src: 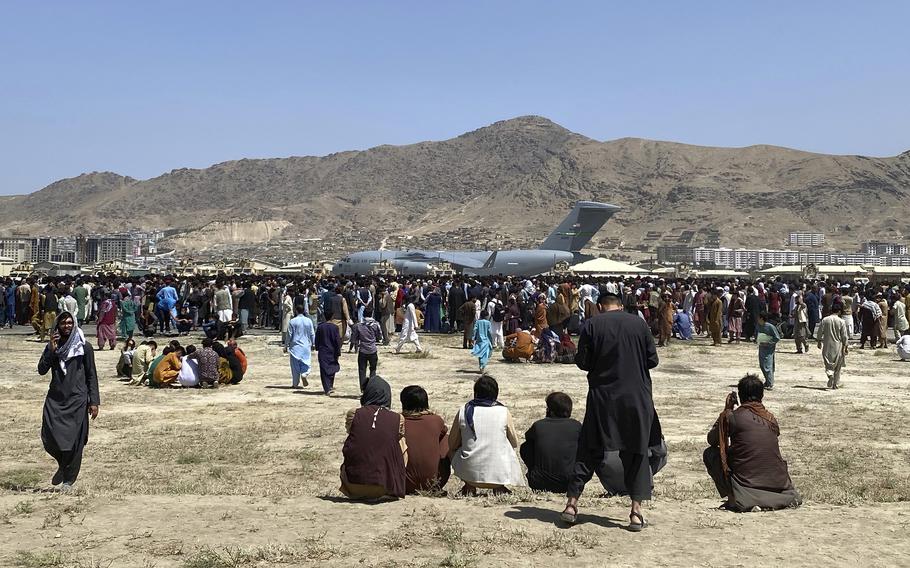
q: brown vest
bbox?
[342,406,406,497]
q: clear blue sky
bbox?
[2,1,908,195]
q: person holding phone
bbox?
[703,374,800,512]
[37,312,100,492]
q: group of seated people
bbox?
[340,373,801,514]
[339,375,663,500]
[502,329,576,364]
[116,337,247,388]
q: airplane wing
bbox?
[400,251,494,269]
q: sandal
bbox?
[559,504,578,525]
[627,511,648,532]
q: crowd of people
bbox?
[337,293,800,531]
[20,268,897,517]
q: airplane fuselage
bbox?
[333,249,574,276]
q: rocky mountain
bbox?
[3,116,909,250]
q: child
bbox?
[116,338,138,379]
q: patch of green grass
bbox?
[208,466,228,479]
[402,350,435,359]
[14,551,66,568]
[182,548,229,568]
[14,501,35,515]
[176,454,203,465]
[294,448,321,474]
[182,539,344,567]
[1,468,45,491]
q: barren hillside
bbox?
[3,116,908,250]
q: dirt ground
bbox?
[1,324,909,568]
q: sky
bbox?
[2,1,909,195]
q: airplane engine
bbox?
[395,260,432,274]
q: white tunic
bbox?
[451,406,526,487]
[177,356,200,387]
[399,303,419,341]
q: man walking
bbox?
[287,303,315,388]
[816,303,849,389]
[561,293,661,532]
[351,315,383,390]
[756,312,781,390]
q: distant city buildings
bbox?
[656,245,695,264]
[692,247,910,270]
[787,231,825,247]
[862,241,908,256]
[0,238,32,263]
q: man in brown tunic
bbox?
[706,293,723,346]
[703,374,801,512]
[657,293,674,347]
[877,294,890,348]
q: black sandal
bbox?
[627,511,648,532]
[560,504,578,525]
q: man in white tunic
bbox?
[395,296,422,353]
[892,295,909,342]
[816,303,850,389]
[448,375,526,495]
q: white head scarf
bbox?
[53,313,85,375]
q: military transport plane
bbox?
[331,201,620,276]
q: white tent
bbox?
[570,258,647,275]
[695,269,750,278]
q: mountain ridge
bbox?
[2,115,909,250]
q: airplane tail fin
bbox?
[539,201,620,252]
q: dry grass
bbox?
[3,329,910,566]
[0,468,45,491]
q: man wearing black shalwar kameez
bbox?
[561,293,661,531]
[37,312,100,490]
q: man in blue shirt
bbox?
[287,302,315,388]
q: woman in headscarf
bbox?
[471,310,494,373]
[448,375,525,496]
[423,287,443,333]
[504,296,521,336]
[340,375,407,500]
[95,293,118,350]
[37,312,100,491]
[547,293,571,336]
[533,328,561,363]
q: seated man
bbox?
[449,375,526,495]
[673,309,693,340]
[189,338,220,387]
[141,307,158,337]
[400,385,450,494]
[704,374,802,512]
[130,340,157,385]
[201,316,219,340]
[503,329,536,362]
[897,330,910,361]
[152,345,184,387]
[595,425,668,497]
[520,392,582,493]
[178,345,200,387]
[214,340,244,384]
[340,376,407,500]
[224,313,242,339]
[175,307,193,335]
[554,333,577,364]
